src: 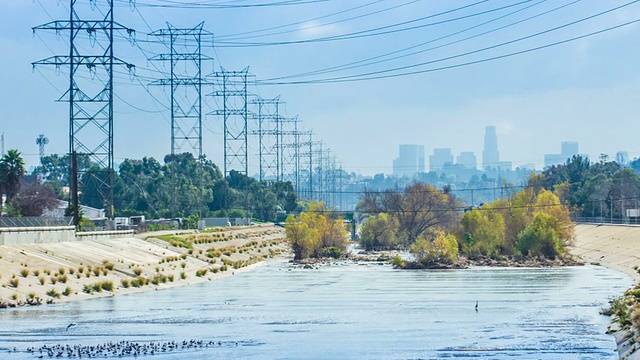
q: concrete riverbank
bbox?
[0,224,288,307]
[571,224,640,281]
[571,223,640,360]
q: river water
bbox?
[0,261,632,359]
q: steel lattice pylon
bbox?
[297,131,313,199]
[33,0,135,225]
[280,117,300,187]
[211,68,251,177]
[150,22,212,216]
[150,22,212,159]
[250,97,280,181]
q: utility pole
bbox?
[33,0,135,226]
[150,22,212,218]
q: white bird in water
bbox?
[66,323,76,331]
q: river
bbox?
[0,261,632,359]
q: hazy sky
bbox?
[2,0,640,176]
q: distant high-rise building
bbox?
[561,141,578,159]
[544,141,579,168]
[457,151,477,170]
[544,154,565,168]
[392,144,425,177]
[482,126,499,170]
[429,148,454,172]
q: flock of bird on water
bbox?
[6,301,482,357]
[10,338,243,358]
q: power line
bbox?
[114,0,330,9]
[215,0,386,40]
[264,0,571,81]
[256,1,640,85]
[215,0,528,47]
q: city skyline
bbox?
[394,134,630,176]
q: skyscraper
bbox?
[429,148,454,172]
[457,151,477,170]
[561,141,578,158]
[393,144,425,177]
[544,141,579,168]
[482,126,499,170]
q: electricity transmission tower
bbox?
[280,117,300,187]
[36,134,49,160]
[33,0,135,226]
[297,131,313,199]
[250,97,281,181]
[212,68,251,177]
[150,22,212,216]
[150,22,212,159]
[312,141,325,204]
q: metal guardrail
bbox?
[0,217,73,228]
[573,216,640,226]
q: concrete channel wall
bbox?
[0,227,134,245]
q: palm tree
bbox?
[0,149,26,209]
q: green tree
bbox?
[517,212,563,259]
[534,189,574,245]
[529,155,627,218]
[460,207,506,258]
[409,229,458,266]
[0,149,26,209]
[359,213,399,250]
[285,202,347,260]
[609,168,640,218]
[32,153,92,187]
[285,211,319,260]
[358,182,459,245]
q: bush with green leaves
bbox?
[410,230,459,266]
[517,213,563,259]
[46,289,61,298]
[101,281,114,291]
[390,255,405,268]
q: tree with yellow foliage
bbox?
[409,229,458,266]
[517,212,563,259]
[460,207,506,258]
[458,187,574,260]
[534,189,574,246]
[285,202,348,260]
